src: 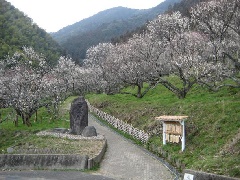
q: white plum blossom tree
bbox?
[190,0,240,88]
[83,6,238,99]
[73,66,97,94]
[146,12,200,98]
[53,56,76,93]
[113,33,161,98]
[84,43,121,94]
[145,9,236,98]
[0,47,50,126]
[162,31,228,98]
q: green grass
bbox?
[86,82,240,178]
[0,95,104,171]
[0,96,78,154]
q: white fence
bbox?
[86,100,149,143]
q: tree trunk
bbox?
[177,90,187,99]
[137,85,142,98]
[22,114,26,125]
[15,109,34,127]
[14,113,18,127]
[25,115,32,127]
[35,110,38,122]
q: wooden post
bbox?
[181,120,185,151]
[163,121,166,145]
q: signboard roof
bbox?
[155,116,188,122]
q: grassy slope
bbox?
[0,96,77,154]
[86,82,240,177]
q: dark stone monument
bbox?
[70,96,88,135]
[82,126,97,137]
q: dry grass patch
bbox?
[10,136,105,158]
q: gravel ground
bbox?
[36,130,105,140]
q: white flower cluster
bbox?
[0,0,239,127]
[82,0,239,98]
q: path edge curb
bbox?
[88,138,107,169]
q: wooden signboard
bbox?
[155,116,188,151]
[165,121,182,143]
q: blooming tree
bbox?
[146,12,198,98]
[145,10,236,98]
[82,9,237,99]
[113,33,161,98]
[0,47,50,126]
[82,2,240,99]
[190,0,240,88]
[163,31,228,98]
[73,66,97,94]
[84,43,121,94]
[53,56,76,93]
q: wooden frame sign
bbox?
[155,116,188,151]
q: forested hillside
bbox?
[112,0,211,44]
[51,0,181,63]
[0,0,63,65]
[52,7,145,44]
[166,0,210,16]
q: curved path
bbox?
[0,114,175,180]
[89,114,175,180]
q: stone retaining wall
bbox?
[0,140,107,170]
[183,169,240,180]
[0,154,88,170]
[86,100,149,143]
[88,139,107,169]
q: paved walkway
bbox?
[89,114,175,180]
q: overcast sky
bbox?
[6,0,164,32]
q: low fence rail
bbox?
[86,100,149,143]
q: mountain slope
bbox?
[0,0,63,65]
[51,0,181,62]
[112,0,212,44]
[52,6,146,44]
[166,0,210,17]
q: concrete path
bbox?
[89,114,175,180]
